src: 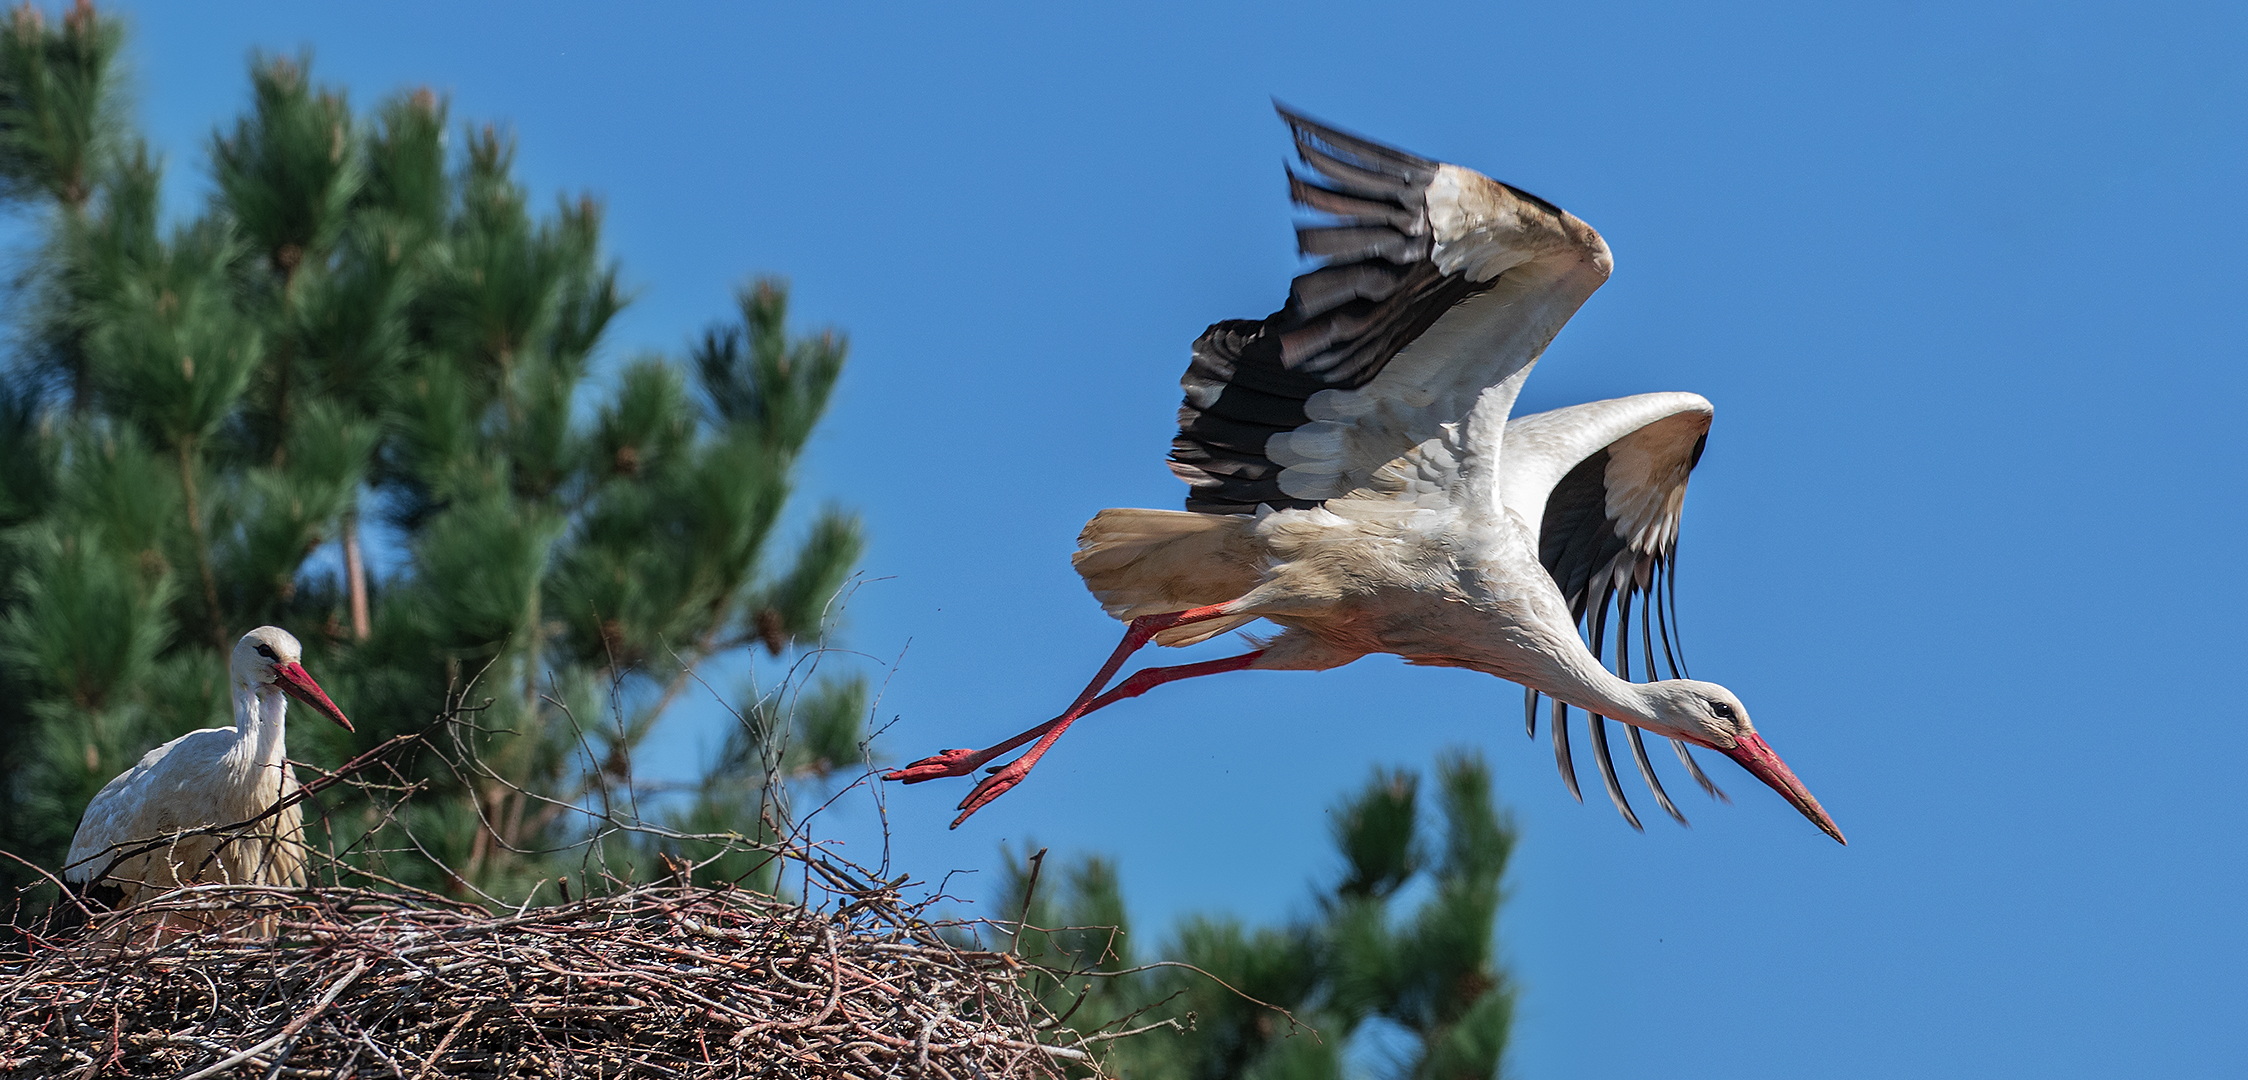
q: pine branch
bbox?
[173,435,224,651]
[0,1,126,210]
[694,277,847,457]
[752,507,864,653]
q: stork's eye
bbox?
[255,644,278,660]
[1710,700,1735,720]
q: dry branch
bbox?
[0,878,1090,1078]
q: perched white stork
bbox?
[887,107,1842,844]
[64,626,354,913]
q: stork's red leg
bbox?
[1069,603,1240,709]
[884,603,1240,785]
[949,650,1265,828]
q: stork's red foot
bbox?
[884,748,995,784]
[951,758,1037,829]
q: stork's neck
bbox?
[234,679,289,770]
[1518,640,1663,732]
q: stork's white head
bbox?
[1639,679,1842,844]
[232,626,353,732]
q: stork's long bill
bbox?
[273,662,353,732]
[1721,733,1844,844]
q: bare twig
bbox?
[172,958,367,1080]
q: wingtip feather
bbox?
[1553,700,1583,804]
[1587,714,1643,831]
[1626,724,1688,826]
[1271,102,1439,178]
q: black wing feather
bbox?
[1170,107,1496,515]
[1536,418,1725,816]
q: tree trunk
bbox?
[343,504,370,640]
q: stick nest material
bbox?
[0,875,1088,1079]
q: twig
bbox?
[173,958,367,1080]
[1010,849,1046,958]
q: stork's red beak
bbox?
[274,661,353,732]
[1720,732,1844,844]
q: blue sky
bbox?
[99,2,2248,1077]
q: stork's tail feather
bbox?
[1073,509,1264,646]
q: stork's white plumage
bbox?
[64,626,354,910]
[888,108,1842,843]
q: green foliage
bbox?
[0,4,871,903]
[211,52,362,283]
[84,218,263,448]
[995,753,1518,1080]
[693,279,848,453]
[0,1,122,208]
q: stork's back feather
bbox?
[65,724,309,895]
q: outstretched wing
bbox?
[1169,106,1613,515]
[1499,393,1726,827]
[1503,393,1710,626]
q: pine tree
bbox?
[0,3,869,902]
[998,752,1518,1080]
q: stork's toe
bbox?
[950,764,1032,828]
[884,748,988,784]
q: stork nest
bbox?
[0,873,1096,1079]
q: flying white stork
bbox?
[887,107,1843,843]
[64,626,354,914]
